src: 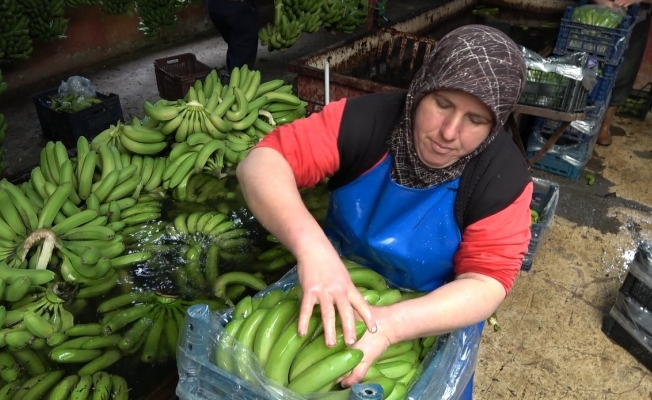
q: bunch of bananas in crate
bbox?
[217,261,437,398]
[17,0,68,42]
[100,0,133,15]
[0,0,32,63]
[48,92,103,113]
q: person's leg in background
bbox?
[205,0,259,81]
[597,13,651,146]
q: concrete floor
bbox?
[1,2,652,399]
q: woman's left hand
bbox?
[614,0,642,6]
[339,306,395,387]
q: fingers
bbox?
[334,296,357,346]
[340,360,371,388]
[350,291,377,334]
[298,293,316,337]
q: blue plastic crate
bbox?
[526,131,593,180]
[553,6,633,65]
[587,63,620,105]
[522,178,560,271]
[177,281,483,400]
[531,101,607,143]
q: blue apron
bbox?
[324,155,478,399]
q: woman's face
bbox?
[413,89,494,169]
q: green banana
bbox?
[265,316,320,387]
[78,348,122,375]
[49,348,102,363]
[287,349,364,395]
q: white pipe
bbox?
[324,60,330,105]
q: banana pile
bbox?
[217,263,436,398]
[0,370,129,400]
[99,0,133,15]
[91,119,169,156]
[16,0,68,42]
[321,0,367,33]
[144,67,305,187]
[134,0,181,38]
[259,0,368,51]
[48,93,103,113]
[0,0,32,63]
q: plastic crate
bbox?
[522,178,560,271]
[519,68,589,113]
[531,101,608,143]
[526,131,594,180]
[553,6,633,65]
[616,82,652,121]
[33,88,124,149]
[619,241,652,310]
[154,53,212,101]
[587,63,620,105]
[602,310,652,373]
[177,273,482,400]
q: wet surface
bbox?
[1,0,652,398]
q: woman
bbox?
[236,25,533,397]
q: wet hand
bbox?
[296,255,376,348]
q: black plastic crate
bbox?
[554,6,633,65]
[619,243,652,310]
[602,304,652,373]
[33,88,124,149]
[519,63,589,113]
[616,82,652,121]
[154,53,212,101]
[522,178,560,271]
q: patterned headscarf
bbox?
[389,25,526,188]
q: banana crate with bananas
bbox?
[33,87,124,148]
[177,261,484,400]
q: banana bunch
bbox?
[134,0,181,38]
[172,171,239,203]
[91,119,169,155]
[94,291,223,363]
[0,71,6,176]
[257,240,296,273]
[1,284,75,351]
[99,0,133,15]
[0,358,61,398]
[259,0,304,51]
[321,0,367,33]
[65,0,96,7]
[217,266,433,398]
[283,0,322,23]
[48,93,102,113]
[39,372,129,400]
[16,0,68,42]
[0,262,56,301]
[0,0,32,63]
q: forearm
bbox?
[236,147,334,261]
[381,273,506,343]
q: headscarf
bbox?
[388,24,527,188]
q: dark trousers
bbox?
[610,14,651,106]
[205,0,259,72]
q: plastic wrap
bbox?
[526,130,592,167]
[521,178,560,270]
[520,47,597,91]
[177,268,483,400]
[57,76,97,98]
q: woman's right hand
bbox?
[296,249,377,348]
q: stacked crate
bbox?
[525,2,636,179]
[602,242,652,372]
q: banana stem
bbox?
[21,228,60,268]
[258,110,276,126]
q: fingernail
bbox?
[371,325,377,333]
[347,338,356,345]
